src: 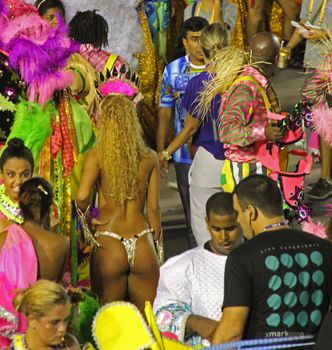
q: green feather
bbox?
[69,290,100,347]
[7,100,55,172]
[0,93,16,112]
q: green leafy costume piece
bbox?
[6,100,54,172]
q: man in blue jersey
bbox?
[157,16,208,247]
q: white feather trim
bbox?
[311,106,332,146]
[64,0,144,68]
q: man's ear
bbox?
[247,204,258,223]
[182,37,188,52]
[205,215,210,228]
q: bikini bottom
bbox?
[94,228,153,268]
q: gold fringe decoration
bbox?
[39,137,51,183]
[228,0,283,49]
[135,5,163,148]
[62,174,72,237]
[230,0,246,50]
[269,2,283,39]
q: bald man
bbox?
[218,32,283,193]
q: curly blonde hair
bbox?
[97,95,148,205]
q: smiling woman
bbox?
[35,0,66,27]
[0,138,34,223]
[0,138,35,348]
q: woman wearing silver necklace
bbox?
[0,138,34,347]
[8,280,80,350]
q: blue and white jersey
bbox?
[159,55,204,163]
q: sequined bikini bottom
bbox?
[95,228,153,268]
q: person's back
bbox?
[22,222,69,281]
[77,94,161,313]
[213,175,332,346]
[226,228,332,339]
[96,148,157,235]
[18,177,69,282]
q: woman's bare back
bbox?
[94,148,158,237]
[22,222,69,281]
[82,148,161,311]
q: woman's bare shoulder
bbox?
[143,148,158,164]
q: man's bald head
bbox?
[249,32,280,64]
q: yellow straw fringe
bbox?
[196,46,251,118]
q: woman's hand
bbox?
[298,27,328,41]
[157,152,169,178]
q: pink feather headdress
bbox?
[99,81,136,98]
[0,0,78,104]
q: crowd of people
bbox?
[0,0,332,349]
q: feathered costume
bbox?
[65,0,162,147]
[0,1,100,344]
[0,0,77,105]
[303,35,332,147]
[0,0,97,294]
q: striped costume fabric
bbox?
[217,66,280,191]
[221,159,269,192]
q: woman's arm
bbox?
[158,113,200,164]
[147,151,161,240]
[213,0,224,25]
[76,149,100,211]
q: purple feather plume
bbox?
[0,3,79,104]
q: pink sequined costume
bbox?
[0,221,37,348]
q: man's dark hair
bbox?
[181,16,209,39]
[233,175,284,218]
[206,192,235,219]
[69,10,108,49]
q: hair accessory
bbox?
[37,184,48,195]
[37,0,47,10]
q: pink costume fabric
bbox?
[218,66,269,163]
[0,219,37,349]
[79,44,112,72]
